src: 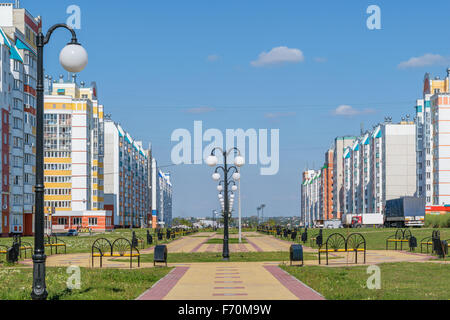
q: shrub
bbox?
[425,214,450,228]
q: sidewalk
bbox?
[137,262,325,300]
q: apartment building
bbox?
[301,169,320,227]
[43,76,111,232]
[319,150,333,220]
[415,71,449,205]
[332,136,356,219]
[157,170,172,228]
[343,118,416,215]
[431,92,450,206]
[0,3,38,236]
[104,120,150,228]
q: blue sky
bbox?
[22,0,450,217]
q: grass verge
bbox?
[281,262,450,300]
[0,266,171,300]
[271,227,450,251]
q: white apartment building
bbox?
[43,77,110,231]
[343,118,416,215]
[301,169,320,227]
[104,120,150,228]
[0,2,38,236]
[431,92,450,206]
[157,170,172,228]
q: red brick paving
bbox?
[245,237,263,252]
[264,265,325,300]
[137,267,189,300]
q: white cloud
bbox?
[398,53,450,69]
[333,105,375,116]
[207,54,220,62]
[184,107,215,114]
[251,46,304,67]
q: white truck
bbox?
[341,213,384,228]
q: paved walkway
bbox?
[18,231,436,269]
[137,262,325,300]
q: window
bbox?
[73,217,82,225]
[13,137,23,148]
[13,60,21,71]
[88,218,97,226]
[57,218,67,225]
[13,79,22,90]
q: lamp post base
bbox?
[31,253,48,300]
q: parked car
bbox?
[66,229,78,236]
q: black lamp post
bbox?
[257,206,261,226]
[207,147,244,261]
[32,23,88,300]
[260,204,266,224]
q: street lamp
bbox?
[257,206,261,226]
[33,23,88,300]
[260,204,266,224]
[207,147,244,260]
[212,210,218,230]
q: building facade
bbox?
[319,150,334,221]
[0,3,39,236]
[332,136,356,219]
[301,169,320,227]
[157,170,172,228]
[104,120,150,228]
[431,92,450,206]
[342,118,416,215]
[415,71,449,205]
[43,76,109,231]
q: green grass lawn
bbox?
[282,262,450,300]
[0,228,187,257]
[271,227,450,251]
[205,238,247,244]
[0,266,171,300]
[118,251,319,263]
[213,228,256,234]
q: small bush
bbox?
[425,214,450,228]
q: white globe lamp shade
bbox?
[230,194,235,199]
[59,44,88,73]
[206,155,218,167]
[232,172,240,181]
[234,155,245,167]
[212,173,221,181]
[231,185,238,191]
[217,185,223,192]
[218,194,223,199]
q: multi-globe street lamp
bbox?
[206,147,244,260]
[33,23,88,300]
[260,204,266,224]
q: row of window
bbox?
[45,188,71,195]
[45,163,72,170]
[56,217,98,226]
[45,151,71,158]
[44,201,71,208]
[44,176,71,183]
